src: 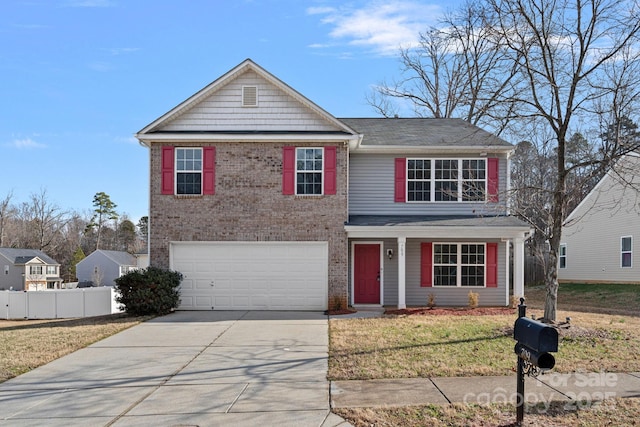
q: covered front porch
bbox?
[345,216,532,309]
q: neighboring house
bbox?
[0,248,62,291]
[559,153,640,284]
[135,59,532,311]
[76,250,138,287]
[135,251,149,269]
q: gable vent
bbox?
[242,85,258,107]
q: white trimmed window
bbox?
[29,265,43,275]
[559,244,567,269]
[433,243,485,287]
[621,236,632,268]
[407,158,486,202]
[296,148,323,195]
[176,148,202,195]
[46,266,57,275]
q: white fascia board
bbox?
[345,225,533,240]
[350,144,514,155]
[136,133,361,146]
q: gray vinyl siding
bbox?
[348,153,509,216]
[350,238,508,307]
[559,157,640,283]
[159,70,340,132]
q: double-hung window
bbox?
[559,244,567,268]
[176,148,202,195]
[405,158,487,202]
[29,265,43,275]
[433,243,485,287]
[46,266,57,275]
[296,148,323,195]
[621,236,633,268]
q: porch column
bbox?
[397,236,406,309]
[513,237,525,298]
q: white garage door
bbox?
[170,241,328,311]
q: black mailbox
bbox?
[513,317,558,370]
[513,317,558,353]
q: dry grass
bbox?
[0,314,148,383]
[334,398,640,426]
[330,283,640,425]
[329,310,640,380]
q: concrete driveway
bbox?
[0,311,350,427]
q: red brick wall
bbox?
[148,141,349,307]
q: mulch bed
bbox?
[385,307,516,316]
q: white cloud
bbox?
[307,1,441,56]
[106,47,140,56]
[8,138,47,149]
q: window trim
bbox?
[621,236,633,268]
[432,242,487,288]
[405,158,488,203]
[559,243,567,269]
[295,147,324,196]
[175,147,203,195]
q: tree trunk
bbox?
[543,248,559,322]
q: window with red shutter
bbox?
[161,146,174,195]
[394,158,406,202]
[420,242,433,287]
[282,146,295,195]
[202,147,216,195]
[324,146,337,195]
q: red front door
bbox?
[354,244,381,304]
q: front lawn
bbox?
[525,282,640,314]
[329,310,640,380]
[329,295,640,426]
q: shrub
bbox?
[468,291,479,308]
[114,267,182,316]
[427,293,436,308]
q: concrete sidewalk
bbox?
[0,311,351,427]
[331,372,640,409]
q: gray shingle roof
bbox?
[338,118,512,148]
[0,248,59,265]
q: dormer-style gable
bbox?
[136,59,359,144]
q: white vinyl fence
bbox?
[1,287,122,320]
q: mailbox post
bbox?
[513,298,558,426]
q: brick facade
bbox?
[148,141,349,308]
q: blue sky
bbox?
[1,0,452,222]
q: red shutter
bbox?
[202,147,216,195]
[486,242,498,287]
[161,146,174,195]
[487,158,499,202]
[420,242,433,287]
[282,146,295,195]
[394,158,406,202]
[324,146,337,195]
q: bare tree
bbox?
[487,0,640,321]
[16,189,68,253]
[0,191,15,247]
[368,0,520,134]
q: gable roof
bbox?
[136,59,359,144]
[564,153,640,225]
[0,248,59,265]
[340,118,513,153]
[84,250,137,266]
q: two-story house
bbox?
[0,248,62,291]
[76,250,139,287]
[135,59,531,311]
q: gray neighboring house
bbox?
[559,153,640,284]
[76,250,138,287]
[0,248,62,291]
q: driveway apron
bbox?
[0,311,348,427]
